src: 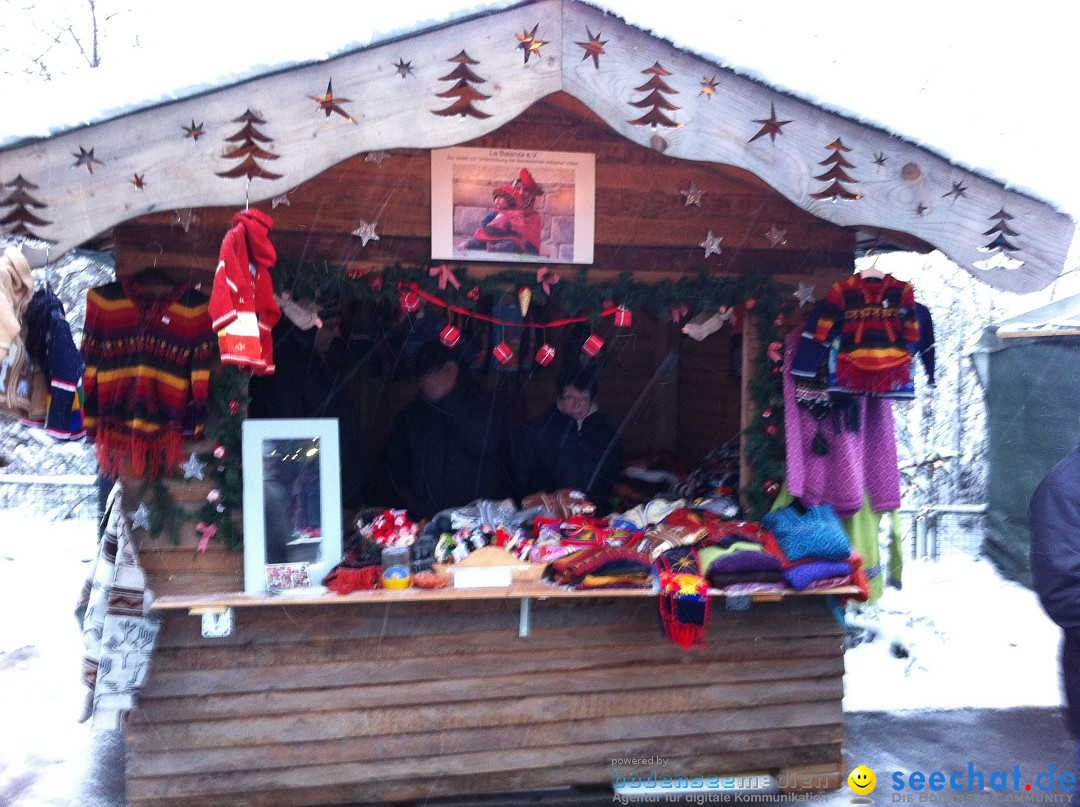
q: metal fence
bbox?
[897,504,987,560]
[0,474,99,521]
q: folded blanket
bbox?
[545,546,653,588]
[707,570,786,588]
[762,504,851,563]
[698,542,784,576]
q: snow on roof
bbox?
[2,0,1078,221]
[990,292,1080,337]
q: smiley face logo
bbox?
[848,765,876,795]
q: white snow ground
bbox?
[0,507,1065,806]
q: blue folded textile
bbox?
[761,504,850,563]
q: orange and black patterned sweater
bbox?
[813,273,920,395]
[81,280,213,479]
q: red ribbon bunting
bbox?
[398,283,618,329]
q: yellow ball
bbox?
[847,765,877,795]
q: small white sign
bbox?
[451,566,513,589]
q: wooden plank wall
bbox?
[127,596,845,806]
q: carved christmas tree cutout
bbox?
[975,208,1024,271]
[433,51,491,119]
[810,138,860,201]
[216,110,283,180]
[628,62,681,128]
[0,175,52,241]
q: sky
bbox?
[2,0,1080,221]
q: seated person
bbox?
[384,341,502,520]
[509,367,622,514]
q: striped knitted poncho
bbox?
[81,280,213,479]
[814,273,920,394]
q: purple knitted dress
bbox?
[782,328,901,518]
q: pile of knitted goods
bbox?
[322,535,384,594]
[543,544,653,590]
[760,504,868,600]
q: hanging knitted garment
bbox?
[655,545,709,650]
[814,273,920,394]
[81,281,213,479]
[782,328,901,517]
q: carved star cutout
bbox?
[699,230,723,259]
[174,208,199,232]
[794,283,816,306]
[271,192,291,209]
[516,23,547,64]
[365,151,392,166]
[394,58,414,78]
[130,173,145,189]
[309,80,354,122]
[915,202,928,216]
[576,27,606,69]
[680,181,705,207]
[351,218,380,247]
[181,452,206,480]
[765,224,788,248]
[129,503,152,532]
[873,152,887,167]
[699,75,719,98]
[72,146,103,174]
[942,181,968,201]
[182,120,205,141]
[748,103,792,144]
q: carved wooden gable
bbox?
[0,0,1072,293]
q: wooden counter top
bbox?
[153,580,861,613]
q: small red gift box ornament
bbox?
[614,306,632,327]
[581,334,605,357]
[535,343,556,366]
[439,324,461,348]
[493,341,514,365]
[400,290,421,313]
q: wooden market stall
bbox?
[1,1,1074,805]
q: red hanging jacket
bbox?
[208,209,281,374]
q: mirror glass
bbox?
[262,437,323,566]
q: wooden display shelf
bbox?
[152,580,862,613]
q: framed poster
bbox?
[241,418,343,594]
[431,146,595,264]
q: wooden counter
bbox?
[126,584,848,806]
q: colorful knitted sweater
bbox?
[814,273,920,394]
[81,280,213,479]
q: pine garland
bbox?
[149,261,791,545]
[193,366,249,551]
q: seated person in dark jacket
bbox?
[510,368,622,514]
[384,341,501,521]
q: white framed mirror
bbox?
[241,418,343,594]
